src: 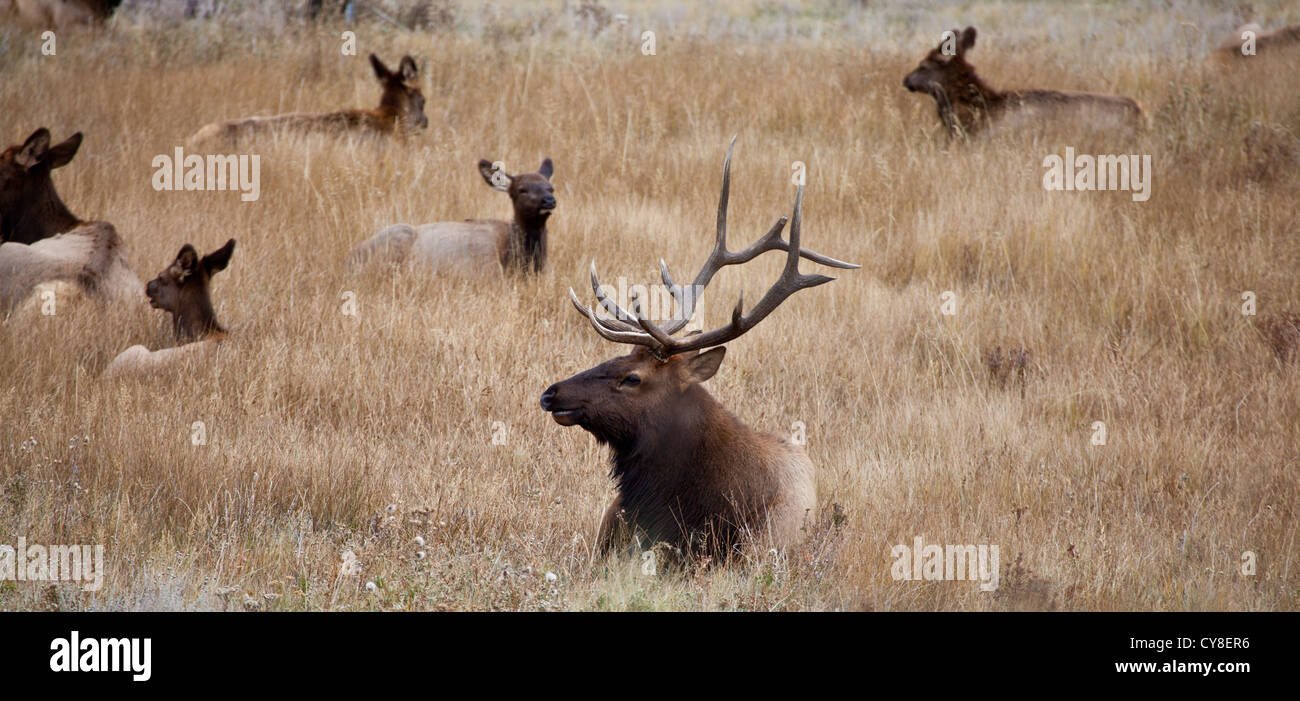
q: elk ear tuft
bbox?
[399,55,418,82]
[16,128,51,169]
[47,132,83,169]
[479,159,512,191]
[538,158,554,180]
[369,53,391,81]
[203,239,236,276]
[959,26,977,54]
[685,347,726,383]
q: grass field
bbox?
[1,0,1298,611]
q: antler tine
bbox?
[588,261,641,333]
[653,184,838,356]
[569,288,660,347]
[628,288,678,349]
[654,136,741,335]
[657,138,857,335]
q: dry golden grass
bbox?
[2,1,1299,610]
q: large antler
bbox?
[569,136,859,358]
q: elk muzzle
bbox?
[539,383,579,426]
[144,278,163,309]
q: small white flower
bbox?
[545,571,558,582]
[339,550,361,577]
[413,535,425,547]
[386,503,397,514]
[365,581,378,593]
[415,550,426,560]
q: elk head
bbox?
[478,158,556,271]
[0,127,83,244]
[540,138,857,446]
[146,239,236,341]
[903,26,981,100]
[370,53,428,134]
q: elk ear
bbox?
[174,244,200,282]
[399,55,418,82]
[15,128,51,169]
[46,132,83,169]
[202,239,236,276]
[479,159,512,192]
[538,158,554,180]
[958,26,977,54]
[684,347,726,384]
[369,53,392,81]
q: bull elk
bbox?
[903,26,1144,137]
[347,158,556,274]
[1,128,140,314]
[539,139,857,562]
[188,54,428,146]
[105,240,236,377]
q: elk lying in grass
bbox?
[1211,24,1300,62]
[903,26,1144,137]
[0,128,140,315]
[6,0,120,28]
[2,127,86,245]
[188,54,428,146]
[347,158,556,274]
[540,140,857,562]
[105,240,235,377]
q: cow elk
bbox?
[347,158,556,275]
[1211,24,1300,63]
[2,127,86,245]
[903,26,1144,137]
[539,140,857,563]
[7,0,120,29]
[188,54,428,146]
[1,128,140,315]
[105,240,235,377]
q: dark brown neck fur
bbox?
[503,216,549,273]
[607,386,775,558]
[2,172,81,244]
[174,293,224,341]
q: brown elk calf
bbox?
[105,240,236,377]
[188,54,428,146]
[903,27,1144,137]
[347,158,556,274]
[0,128,140,314]
[540,140,857,563]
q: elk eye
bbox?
[619,374,641,388]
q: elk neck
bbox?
[608,384,746,496]
[3,179,81,243]
[174,293,225,342]
[504,216,548,273]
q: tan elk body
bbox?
[347,158,556,275]
[0,128,140,316]
[188,54,427,146]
